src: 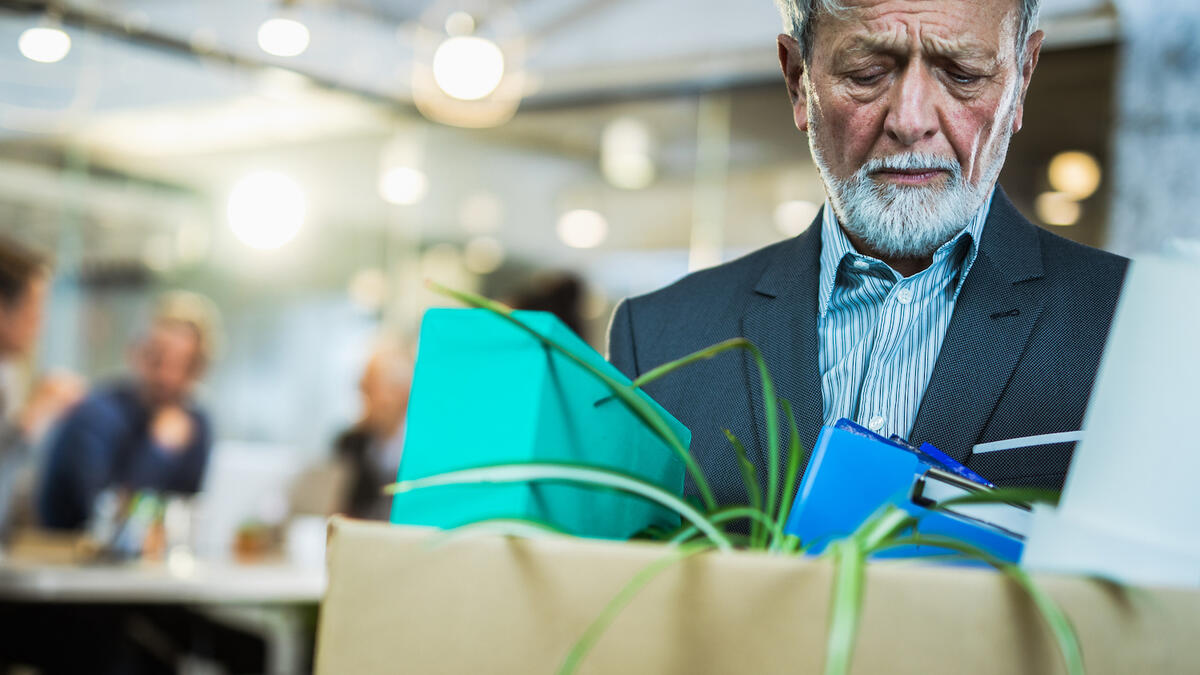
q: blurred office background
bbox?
[0,0,1195,554]
[3,0,1199,671]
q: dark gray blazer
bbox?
[608,189,1128,510]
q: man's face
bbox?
[358,350,411,435]
[0,275,47,358]
[780,0,1042,259]
[134,322,202,405]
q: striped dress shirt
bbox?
[817,189,994,440]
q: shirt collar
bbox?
[817,187,995,317]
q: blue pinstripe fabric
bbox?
[817,189,994,440]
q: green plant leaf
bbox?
[558,542,713,675]
[824,538,866,675]
[626,330,780,531]
[427,281,718,512]
[745,341,782,539]
[770,398,805,552]
[385,462,733,552]
[723,429,765,546]
[629,525,672,541]
[667,506,776,546]
[819,505,915,675]
[854,505,917,552]
[872,534,1084,675]
[631,337,754,389]
[781,534,805,555]
[627,333,781,548]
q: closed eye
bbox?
[945,69,982,85]
[849,72,886,86]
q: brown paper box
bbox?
[316,516,1200,674]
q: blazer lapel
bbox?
[909,189,1047,462]
[740,215,824,507]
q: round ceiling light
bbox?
[432,36,504,101]
[258,18,310,57]
[19,27,71,63]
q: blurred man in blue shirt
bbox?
[38,292,219,531]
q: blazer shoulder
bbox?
[1035,226,1129,281]
[626,237,797,313]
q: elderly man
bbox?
[607,0,1127,510]
[333,340,413,520]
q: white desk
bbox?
[0,557,324,604]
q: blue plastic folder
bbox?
[389,308,688,539]
[784,420,1026,563]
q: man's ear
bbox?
[777,33,809,132]
[1011,29,1044,134]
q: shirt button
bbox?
[853,259,870,270]
[896,287,913,304]
[867,416,885,432]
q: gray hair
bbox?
[775,0,1041,65]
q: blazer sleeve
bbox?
[606,298,639,380]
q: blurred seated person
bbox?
[334,339,412,520]
[37,292,219,531]
[0,237,85,540]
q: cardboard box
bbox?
[391,309,688,539]
[317,517,1200,674]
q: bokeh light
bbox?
[444,11,475,36]
[601,117,655,190]
[1036,191,1082,227]
[227,171,306,250]
[1048,151,1102,200]
[348,268,389,312]
[459,191,503,234]
[774,200,819,237]
[557,209,608,249]
[379,166,429,205]
[463,236,506,275]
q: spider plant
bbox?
[384,282,1084,675]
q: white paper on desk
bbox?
[1021,256,1200,587]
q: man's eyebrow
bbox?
[840,32,911,57]
[922,34,998,63]
[835,32,999,65]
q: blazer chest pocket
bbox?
[965,441,1076,483]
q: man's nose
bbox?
[883,65,940,147]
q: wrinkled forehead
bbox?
[813,0,1022,63]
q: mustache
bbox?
[860,153,961,176]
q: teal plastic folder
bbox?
[389,308,689,539]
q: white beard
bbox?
[809,126,1011,260]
